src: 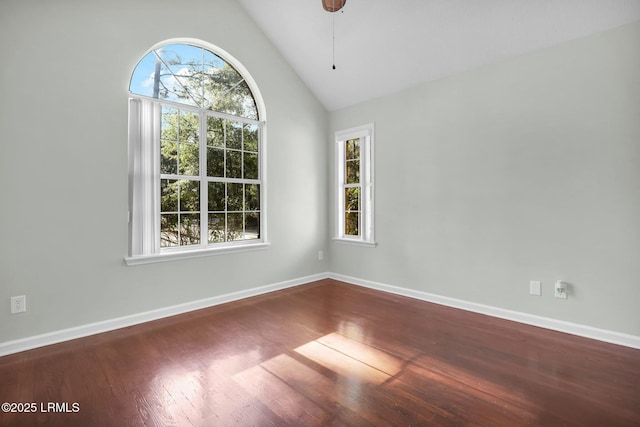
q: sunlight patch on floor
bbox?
[295,340,391,384]
[232,361,331,426]
[185,328,545,426]
[234,352,390,426]
[316,332,405,376]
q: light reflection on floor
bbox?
[316,332,406,377]
[150,323,538,425]
[226,327,405,425]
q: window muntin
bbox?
[335,124,375,246]
[127,40,265,263]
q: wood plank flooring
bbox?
[1,279,639,426]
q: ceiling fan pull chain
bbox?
[332,9,336,69]
[322,0,345,69]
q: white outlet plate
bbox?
[11,295,26,314]
[529,281,541,296]
[318,250,324,261]
[555,281,568,299]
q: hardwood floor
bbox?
[1,279,639,426]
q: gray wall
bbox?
[0,0,328,342]
[329,22,640,336]
[1,1,638,345]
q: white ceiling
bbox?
[237,0,640,111]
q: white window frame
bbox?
[334,123,376,247]
[125,39,268,266]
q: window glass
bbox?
[130,44,258,120]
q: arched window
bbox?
[126,40,267,265]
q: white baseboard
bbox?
[0,273,327,357]
[328,273,640,350]
[2,271,639,357]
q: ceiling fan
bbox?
[322,0,347,69]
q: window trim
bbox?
[125,38,268,265]
[125,241,270,266]
[334,123,376,247]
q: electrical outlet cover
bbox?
[555,281,568,299]
[529,281,541,296]
[11,295,26,314]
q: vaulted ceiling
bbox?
[237,0,640,111]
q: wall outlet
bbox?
[11,295,26,314]
[555,281,568,299]
[318,250,324,261]
[529,281,542,296]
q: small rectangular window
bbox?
[335,124,375,246]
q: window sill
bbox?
[333,238,377,248]
[125,242,270,266]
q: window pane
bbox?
[226,121,242,150]
[346,138,360,160]
[201,50,258,119]
[227,183,243,211]
[130,51,159,99]
[155,45,203,107]
[161,179,178,212]
[203,49,225,72]
[227,213,243,241]
[178,143,199,176]
[180,214,200,246]
[207,147,224,177]
[160,141,178,175]
[208,213,226,243]
[179,110,199,143]
[231,80,259,120]
[207,116,224,147]
[179,180,200,212]
[345,159,360,184]
[244,124,258,152]
[201,53,244,111]
[245,184,260,211]
[244,152,258,180]
[345,187,360,211]
[245,212,260,240]
[345,212,360,236]
[161,107,178,141]
[226,150,242,178]
[208,182,225,211]
[160,214,178,247]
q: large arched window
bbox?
[126,40,267,265]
